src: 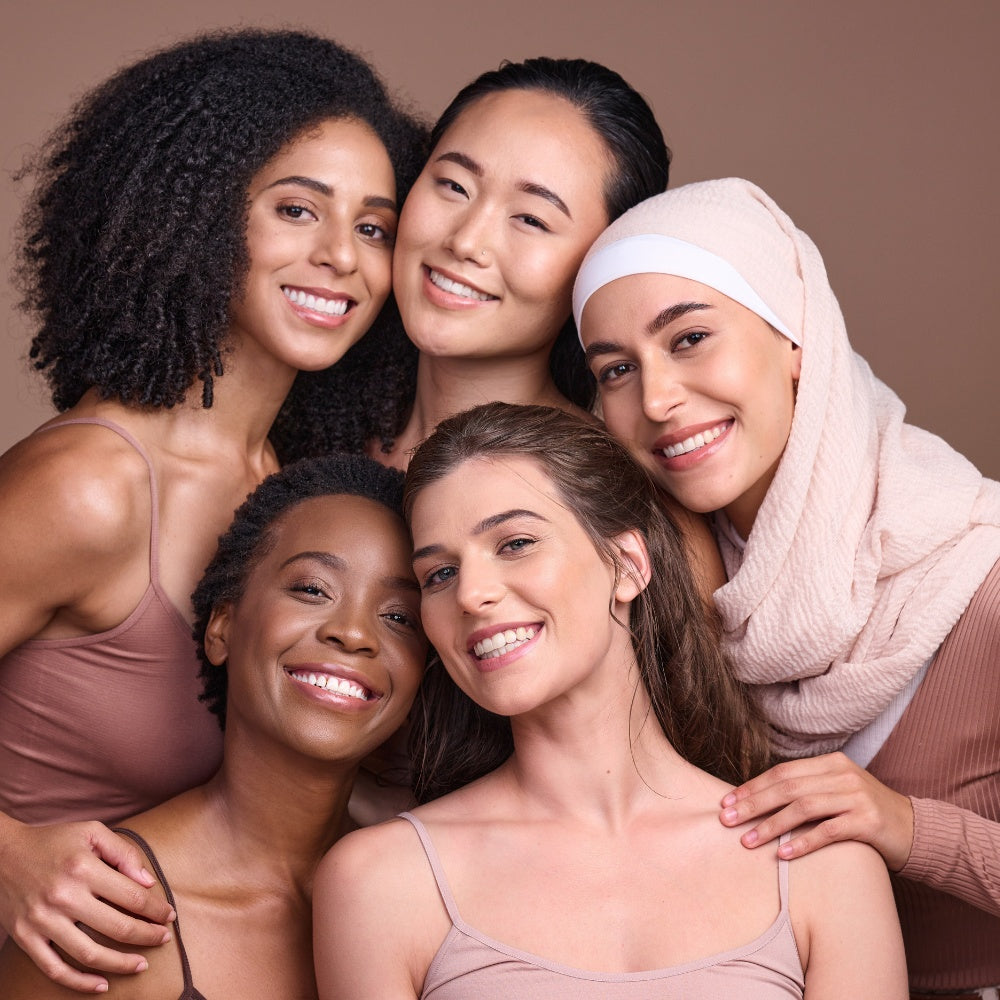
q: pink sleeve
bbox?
[898,795,1000,917]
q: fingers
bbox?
[717,752,915,867]
[14,921,149,994]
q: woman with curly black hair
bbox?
[0,27,425,993]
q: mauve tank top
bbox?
[0,418,223,826]
[400,812,805,999]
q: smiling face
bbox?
[227,117,398,378]
[392,89,611,363]
[581,272,801,538]
[409,455,641,720]
[204,494,426,763]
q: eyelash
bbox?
[276,202,317,223]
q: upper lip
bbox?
[651,419,732,451]
[284,662,383,699]
[425,265,498,300]
[465,621,540,652]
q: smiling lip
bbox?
[652,420,732,469]
[285,663,382,707]
[282,285,358,327]
[466,623,541,672]
[422,266,498,309]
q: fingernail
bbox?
[778,842,794,858]
[742,830,759,847]
[135,959,148,972]
[721,792,736,807]
[722,808,738,823]
[94,984,109,994]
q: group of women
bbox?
[0,24,995,1000]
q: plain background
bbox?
[2,0,997,476]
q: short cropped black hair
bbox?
[16,28,427,422]
[191,454,405,728]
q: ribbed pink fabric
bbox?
[870,559,1000,989]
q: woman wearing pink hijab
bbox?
[573,177,1000,995]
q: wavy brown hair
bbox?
[403,403,771,802]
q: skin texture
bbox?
[379,89,612,468]
[313,456,907,998]
[0,119,397,992]
[0,494,427,999]
[581,272,801,539]
[579,271,918,871]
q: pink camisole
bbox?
[400,812,805,999]
[0,418,223,826]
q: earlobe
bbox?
[613,529,652,603]
[790,343,803,381]
[203,604,232,666]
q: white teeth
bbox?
[428,269,495,302]
[473,626,535,660]
[283,287,351,316]
[290,670,371,701]
[660,423,727,459]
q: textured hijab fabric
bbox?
[575,178,1000,756]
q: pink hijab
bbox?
[574,178,1000,756]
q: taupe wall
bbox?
[3,0,997,476]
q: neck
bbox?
[501,653,694,830]
[384,351,587,466]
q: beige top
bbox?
[400,812,804,999]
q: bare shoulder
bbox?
[788,835,906,994]
[0,419,150,553]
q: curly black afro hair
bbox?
[191,452,407,728]
[15,28,428,436]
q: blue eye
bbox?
[423,565,457,589]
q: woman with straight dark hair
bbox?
[0,28,424,992]
[313,402,906,998]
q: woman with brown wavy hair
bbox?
[313,402,906,998]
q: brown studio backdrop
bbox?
[2,0,997,477]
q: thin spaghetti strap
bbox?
[37,417,161,579]
[113,828,195,992]
[398,812,463,925]
[776,831,791,915]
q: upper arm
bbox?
[0,430,147,655]
[313,823,440,1000]
[794,840,907,999]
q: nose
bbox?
[319,595,378,655]
[444,204,492,267]
[454,557,505,615]
[312,218,359,275]
[640,357,686,423]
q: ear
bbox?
[790,341,802,381]
[612,529,652,603]
[203,603,233,666]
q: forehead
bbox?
[410,455,571,537]
[581,273,737,341]
[438,90,609,177]
[262,494,410,567]
[252,117,394,189]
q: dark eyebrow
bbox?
[280,551,346,572]
[435,151,482,176]
[648,302,712,334]
[412,509,547,564]
[584,301,714,364]
[434,152,570,219]
[265,175,397,212]
[281,551,418,593]
[515,181,570,218]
